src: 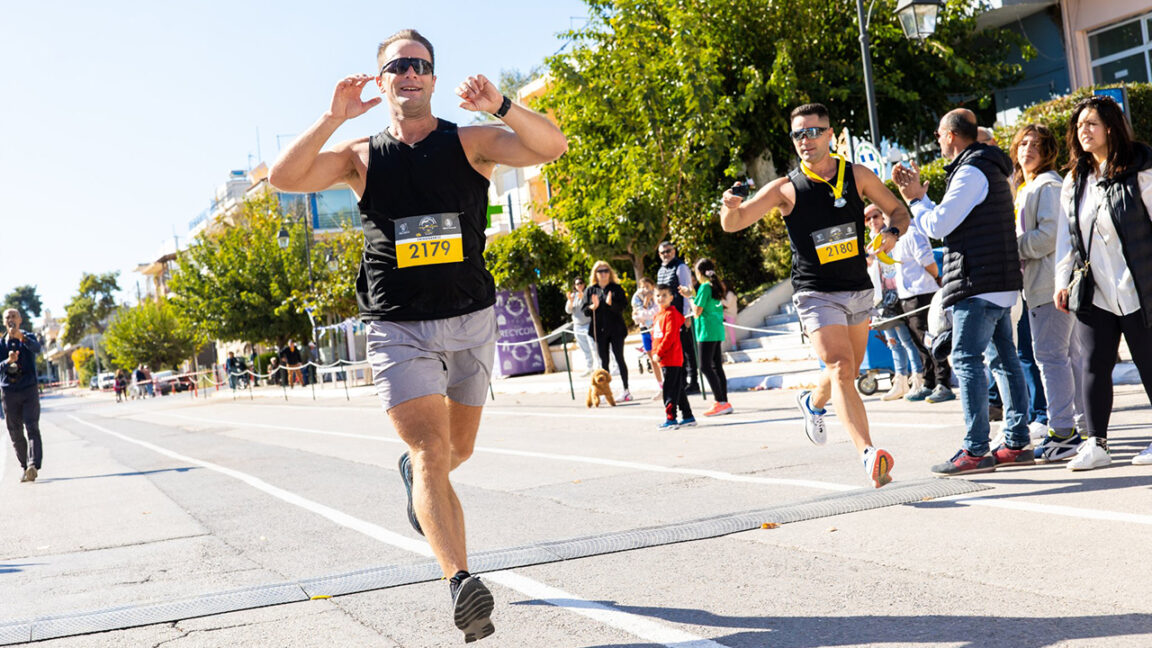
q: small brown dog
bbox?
[586,368,615,407]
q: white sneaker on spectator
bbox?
[1132,442,1152,466]
[1068,438,1111,471]
[1028,421,1050,441]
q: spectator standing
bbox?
[632,277,662,388]
[864,205,920,400]
[1054,95,1152,469]
[583,260,632,402]
[280,341,304,388]
[2,308,43,483]
[565,277,595,376]
[225,352,241,389]
[892,203,951,403]
[114,368,128,403]
[1008,123,1085,462]
[893,109,1031,475]
[679,258,733,416]
[656,242,700,394]
[652,284,695,428]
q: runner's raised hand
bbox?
[328,74,382,121]
[455,74,502,114]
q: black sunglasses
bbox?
[659,248,674,254]
[596,268,611,273]
[380,57,434,76]
[789,126,828,141]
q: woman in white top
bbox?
[1053,95,1152,469]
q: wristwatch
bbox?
[493,95,512,119]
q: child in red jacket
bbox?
[652,284,695,429]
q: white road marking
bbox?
[137,412,1152,525]
[145,411,857,492]
[67,414,727,647]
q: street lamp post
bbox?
[277,197,316,292]
[855,0,946,149]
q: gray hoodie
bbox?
[1016,169,1063,307]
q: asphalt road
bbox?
[3,381,1151,647]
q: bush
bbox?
[71,347,95,386]
[995,82,1152,174]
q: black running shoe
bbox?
[398,452,423,536]
[452,576,495,643]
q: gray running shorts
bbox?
[792,289,874,335]
[366,307,496,411]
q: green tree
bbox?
[103,299,202,371]
[541,0,1029,293]
[302,223,364,323]
[3,285,42,319]
[62,272,120,346]
[169,193,313,348]
[484,224,571,373]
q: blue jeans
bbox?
[951,298,1030,455]
[882,322,923,376]
[1016,298,1047,424]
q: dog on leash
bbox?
[586,368,615,407]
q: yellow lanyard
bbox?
[801,153,848,207]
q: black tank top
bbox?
[356,119,495,321]
[785,159,872,293]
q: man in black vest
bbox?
[893,109,1030,476]
[270,29,566,642]
[2,308,42,483]
[656,242,700,393]
[719,103,909,489]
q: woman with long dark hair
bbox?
[1054,95,1152,469]
[679,258,732,416]
[1010,123,1085,463]
[583,260,632,401]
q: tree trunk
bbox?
[523,286,556,374]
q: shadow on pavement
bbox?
[515,601,1152,647]
[35,467,198,483]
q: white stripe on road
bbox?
[144,411,857,492]
[67,414,726,648]
[142,411,1152,527]
[239,403,954,429]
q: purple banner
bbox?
[494,286,546,377]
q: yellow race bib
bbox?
[394,213,464,268]
[811,223,860,265]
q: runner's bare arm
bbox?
[720,177,794,232]
[269,75,379,193]
[456,74,567,176]
[854,165,910,234]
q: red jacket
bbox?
[653,306,685,367]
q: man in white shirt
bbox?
[893,109,1031,475]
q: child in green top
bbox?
[678,258,732,416]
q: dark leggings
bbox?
[595,330,629,390]
[1075,306,1152,438]
[698,341,728,402]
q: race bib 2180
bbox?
[811,222,859,265]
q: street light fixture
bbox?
[277,225,290,250]
[895,0,945,41]
[855,0,945,149]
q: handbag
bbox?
[1067,179,1100,315]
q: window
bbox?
[1089,13,1152,85]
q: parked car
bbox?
[90,372,115,390]
[153,370,193,395]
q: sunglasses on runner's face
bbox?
[789,126,828,141]
[380,57,434,76]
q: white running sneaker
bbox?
[619,389,633,402]
[863,447,894,488]
[1028,421,1050,442]
[796,390,827,446]
[1067,438,1111,471]
[1132,442,1152,466]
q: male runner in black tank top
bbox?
[269,29,566,643]
[718,103,909,489]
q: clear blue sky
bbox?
[0,0,589,327]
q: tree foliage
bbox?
[71,347,95,385]
[103,299,202,372]
[62,272,121,345]
[3,285,42,319]
[541,0,1029,294]
[485,224,572,372]
[169,193,314,347]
